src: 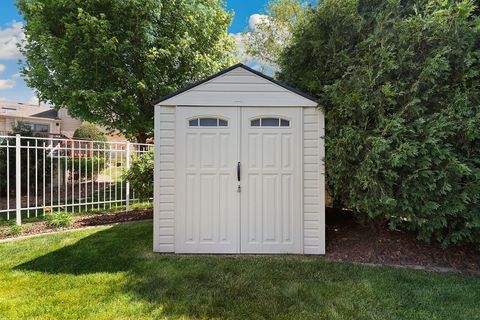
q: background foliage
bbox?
[17,0,236,142]
[243,0,312,69]
[62,157,106,181]
[0,124,54,197]
[279,0,480,247]
[73,124,107,142]
[123,149,153,201]
[0,124,105,198]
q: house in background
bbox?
[0,101,125,141]
[0,101,79,137]
[0,101,62,136]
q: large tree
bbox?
[279,0,480,247]
[17,0,236,142]
[243,0,311,69]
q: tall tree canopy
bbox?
[243,0,311,69]
[17,0,236,142]
[279,0,480,247]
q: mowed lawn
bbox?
[0,222,479,320]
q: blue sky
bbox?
[0,0,270,104]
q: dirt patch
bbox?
[0,209,152,240]
[325,208,480,275]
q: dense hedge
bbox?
[279,0,480,247]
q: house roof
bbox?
[30,108,59,119]
[153,63,317,106]
[0,101,59,120]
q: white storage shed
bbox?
[153,64,325,254]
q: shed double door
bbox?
[176,106,302,254]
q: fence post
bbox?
[125,141,131,212]
[15,134,21,226]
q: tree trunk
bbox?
[136,132,147,144]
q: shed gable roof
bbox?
[154,64,318,107]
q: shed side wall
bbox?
[303,107,325,254]
[154,105,176,252]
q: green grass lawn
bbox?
[0,222,479,320]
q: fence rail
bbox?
[0,135,153,225]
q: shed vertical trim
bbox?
[319,109,326,254]
[154,105,176,252]
[300,107,305,253]
[153,106,161,252]
[302,107,325,254]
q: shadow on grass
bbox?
[16,223,149,274]
[14,222,480,319]
[14,223,324,318]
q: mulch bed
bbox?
[0,209,153,240]
[325,208,480,275]
[71,209,153,227]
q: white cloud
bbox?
[28,94,51,106]
[0,96,6,101]
[0,21,25,60]
[248,14,268,31]
[0,79,16,90]
[28,95,40,105]
[229,13,277,75]
[0,64,5,73]
[11,72,21,78]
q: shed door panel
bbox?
[240,108,303,253]
[175,107,239,253]
[175,106,303,254]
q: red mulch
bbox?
[0,209,153,240]
[325,208,480,274]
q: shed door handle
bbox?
[237,162,241,182]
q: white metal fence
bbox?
[0,135,153,225]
